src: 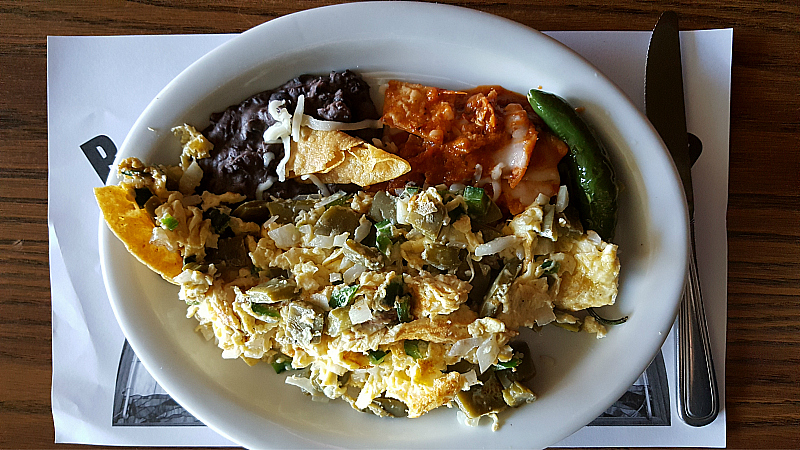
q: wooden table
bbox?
[1,1,798,448]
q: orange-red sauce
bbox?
[379,81,567,213]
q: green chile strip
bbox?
[527,89,619,240]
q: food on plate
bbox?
[288,128,411,186]
[94,184,183,282]
[96,70,621,429]
[527,89,619,240]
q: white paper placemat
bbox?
[47,28,731,448]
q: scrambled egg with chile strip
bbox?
[98,116,619,427]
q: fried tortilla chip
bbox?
[287,128,350,175]
[94,185,183,283]
[288,129,410,187]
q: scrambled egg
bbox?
[138,178,619,425]
[105,122,620,430]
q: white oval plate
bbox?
[100,2,687,448]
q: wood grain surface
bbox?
[1,1,798,448]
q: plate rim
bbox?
[100,2,688,448]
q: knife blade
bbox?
[645,11,719,427]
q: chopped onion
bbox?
[490,163,505,180]
[475,235,521,257]
[533,305,557,326]
[179,159,203,194]
[267,99,287,122]
[285,376,329,402]
[317,191,347,207]
[395,198,410,225]
[587,230,603,246]
[298,224,312,236]
[449,183,466,192]
[476,335,500,374]
[535,193,550,206]
[447,337,482,357]
[329,272,343,283]
[348,299,373,325]
[332,233,349,248]
[541,205,555,239]
[150,227,176,252]
[310,234,335,249]
[463,369,479,387]
[343,263,366,284]
[555,185,569,212]
[268,224,300,248]
[458,410,484,428]
[354,216,371,242]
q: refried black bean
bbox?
[198,70,379,199]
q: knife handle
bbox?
[677,218,720,426]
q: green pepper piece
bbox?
[588,307,629,326]
[501,380,537,407]
[375,220,394,256]
[342,239,384,270]
[382,278,404,308]
[455,371,508,419]
[231,200,271,224]
[285,301,324,346]
[479,258,523,318]
[406,191,446,240]
[368,349,388,365]
[329,284,359,308]
[463,186,489,216]
[369,191,397,224]
[324,193,353,209]
[182,261,210,273]
[540,259,560,275]
[422,243,462,272]
[143,196,162,224]
[247,278,297,303]
[266,199,316,224]
[160,214,179,231]
[402,185,421,197]
[271,356,293,374]
[134,188,152,208]
[372,397,408,417]
[205,208,231,234]
[251,303,280,318]
[495,358,521,370]
[552,321,582,332]
[404,339,427,360]
[315,205,360,237]
[395,294,412,323]
[326,306,352,337]
[527,89,619,240]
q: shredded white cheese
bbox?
[301,173,330,196]
[291,95,305,142]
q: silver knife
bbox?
[645,11,719,427]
